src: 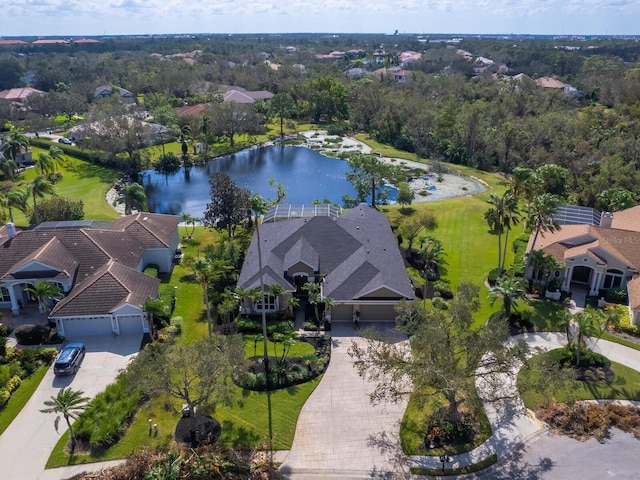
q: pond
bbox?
[142,145,360,218]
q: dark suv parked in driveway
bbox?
[53,343,86,376]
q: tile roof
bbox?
[0,87,45,102]
[627,276,640,310]
[238,204,414,301]
[176,103,212,117]
[610,206,640,232]
[0,213,177,317]
[50,260,159,317]
[3,237,78,281]
[535,77,566,89]
[110,212,179,248]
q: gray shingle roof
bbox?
[238,204,414,301]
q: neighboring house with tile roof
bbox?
[526,205,640,325]
[0,87,45,104]
[0,213,179,338]
[237,204,414,322]
[223,86,274,104]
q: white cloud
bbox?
[3,0,640,35]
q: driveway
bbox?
[0,335,142,480]
[280,323,410,479]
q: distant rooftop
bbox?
[262,204,342,223]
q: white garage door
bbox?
[60,317,113,337]
[117,315,145,335]
[359,305,396,322]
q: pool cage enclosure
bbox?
[261,204,342,223]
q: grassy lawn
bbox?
[0,366,48,435]
[519,349,640,409]
[11,148,120,226]
[400,395,492,456]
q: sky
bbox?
[2,0,639,37]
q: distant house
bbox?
[398,50,422,66]
[0,39,28,46]
[223,86,273,104]
[237,204,414,323]
[176,103,212,117]
[526,205,640,326]
[0,213,180,338]
[32,39,69,45]
[535,77,566,89]
[94,85,135,103]
[370,67,412,83]
[0,87,45,104]
[0,143,33,167]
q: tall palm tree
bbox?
[0,156,17,182]
[35,146,66,176]
[489,276,527,318]
[268,284,285,311]
[115,183,147,215]
[526,193,561,264]
[40,387,89,453]
[1,122,29,181]
[420,236,447,303]
[29,175,56,225]
[0,187,29,223]
[23,281,62,314]
[484,192,519,276]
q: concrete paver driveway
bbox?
[0,334,142,480]
[280,323,409,479]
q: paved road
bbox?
[280,323,410,479]
[0,335,141,480]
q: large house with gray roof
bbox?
[0,213,179,337]
[526,205,640,326]
[237,204,414,322]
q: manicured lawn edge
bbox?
[410,453,498,476]
[0,366,49,435]
[601,332,640,352]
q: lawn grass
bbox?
[518,349,640,409]
[0,366,48,435]
[11,150,120,226]
[400,395,492,456]
[243,334,315,359]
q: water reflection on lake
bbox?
[142,145,358,217]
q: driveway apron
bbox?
[280,323,409,479]
[0,335,141,480]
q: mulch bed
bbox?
[174,413,221,447]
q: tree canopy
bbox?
[203,172,251,237]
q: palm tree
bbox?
[483,192,520,276]
[1,122,29,181]
[115,183,147,215]
[489,276,527,318]
[29,175,56,224]
[23,281,62,314]
[420,236,446,303]
[526,193,561,264]
[36,146,65,176]
[0,187,29,224]
[0,156,17,182]
[40,387,89,453]
[559,307,605,367]
[268,284,285,311]
[287,296,300,316]
[179,212,199,239]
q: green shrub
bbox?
[0,366,10,389]
[7,375,21,392]
[236,317,262,334]
[14,324,51,345]
[17,349,39,375]
[605,287,628,305]
[144,265,159,278]
[38,347,59,364]
[0,325,12,337]
[431,297,449,310]
[487,268,500,286]
[433,282,454,300]
[75,382,142,448]
[0,389,10,406]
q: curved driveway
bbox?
[0,335,141,480]
[280,323,410,479]
[281,329,640,480]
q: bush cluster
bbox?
[14,324,51,345]
[236,317,294,336]
[74,382,142,448]
[433,281,454,299]
[605,287,628,305]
